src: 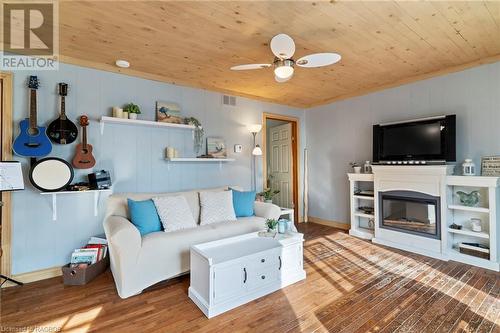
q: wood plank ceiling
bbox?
[59,1,500,108]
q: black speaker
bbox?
[88,170,111,190]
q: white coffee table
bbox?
[188,232,305,318]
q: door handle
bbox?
[243,268,247,283]
[279,256,282,270]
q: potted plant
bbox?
[258,188,280,204]
[184,117,204,155]
[124,103,141,120]
[265,218,278,233]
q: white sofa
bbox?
[103,187,282,299]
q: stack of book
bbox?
[70,236,108,269]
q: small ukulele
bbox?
[13,76,52,157]
[72,115,96,169]
[47,83,78,144]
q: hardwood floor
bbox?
[1,223,499,333]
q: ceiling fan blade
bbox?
[230,64,271,71]
[270,34,295,59]
[275,74,293,83]
[296,53,341,68]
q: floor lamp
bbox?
[247,124,262,191]
[0,161,25,286]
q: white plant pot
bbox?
[265,199,273,204]
[129,113,138,120]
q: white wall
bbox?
[305,61,500,226]
[11,63,305,274]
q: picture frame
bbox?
[156,101,183,124]
[481,156,500,176]
[206,137,227,158]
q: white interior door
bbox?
[268,123,293,208]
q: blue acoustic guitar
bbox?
[13,76,52,157]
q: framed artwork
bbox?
[206,137,227,158]
[481,156,500,176]
[156,101,183,124]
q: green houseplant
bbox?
[124,103,141,120]
[184,117,204,155]
[265,218,278,232]
[258,188,280,203]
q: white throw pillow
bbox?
[152,196,197,232]
[200,190,237,225]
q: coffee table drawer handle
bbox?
[261,275,265,280]
[261,258,265,263]
[243,268,247,283]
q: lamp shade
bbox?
[247,124,262,133]
[252,145,262,156]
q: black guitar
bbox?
[47,83,78,144]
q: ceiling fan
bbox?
[230,33,341,83]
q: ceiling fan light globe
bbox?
[274,65,294,79]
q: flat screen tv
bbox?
[373,115,456,163]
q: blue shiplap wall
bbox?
[11,63,304,274]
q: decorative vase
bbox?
[462,159,476,176]
[456,190,480,207]
[129,113,138,120]
[122,111,129,119]
[470,218,482,232]
[363,161,372,174]
[278,220,286,234]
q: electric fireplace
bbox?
[379,190,441,240]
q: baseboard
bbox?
[2,266,61,287]
[308,216,349,230]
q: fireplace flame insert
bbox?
[379,191,441,240]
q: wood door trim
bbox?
[0,72,13,279]
[262,113,300,224]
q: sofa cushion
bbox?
[153,196,197,232]
[200,191,236,225]
[127,199,163,236]
[231,189,256,217]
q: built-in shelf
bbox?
[353,195,374,201]
[100,116,195,134]
[354,211,374,219]
[40,189,112,221]
[448,227,489,239]
[448,248,499,271]
[349,227,374,240]
[165,158,235,162]
[447,176,500,187]
[448,204,490,213]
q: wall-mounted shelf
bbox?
[165,158,235,162]
[40,189,112,221]
[448,204,490,213]
[165,157,235,170]
[100,116,195,135]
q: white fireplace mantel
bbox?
[348,165,500,271]
[371,165,453,260]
